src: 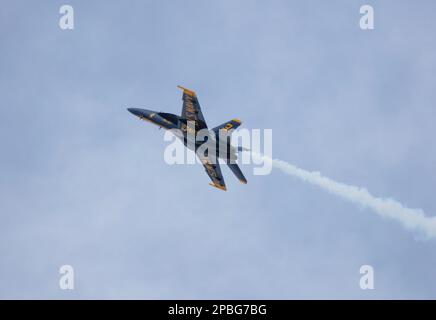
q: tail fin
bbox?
[212,119,241,135]
[227,163,247,184]
[212,119,247,184]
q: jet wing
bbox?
[178,85,208,130]
[198,155,227,191]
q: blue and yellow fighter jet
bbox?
[127,86,247,191]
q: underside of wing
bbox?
[178,85,208,130]
[199,156,226,191]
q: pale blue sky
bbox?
[1,0,436,299]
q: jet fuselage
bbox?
[127,108,237,162]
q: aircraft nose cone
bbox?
[127,108,142,117]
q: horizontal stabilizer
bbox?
[212,119,241,136]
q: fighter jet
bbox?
[127,86,247,191]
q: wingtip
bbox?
[209,183,227,191]
[232,118,242,124]
[177,85,196,97]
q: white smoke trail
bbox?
[252,153,436,239]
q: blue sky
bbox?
[1,0,436,299]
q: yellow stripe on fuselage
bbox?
[139,116,160,127]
